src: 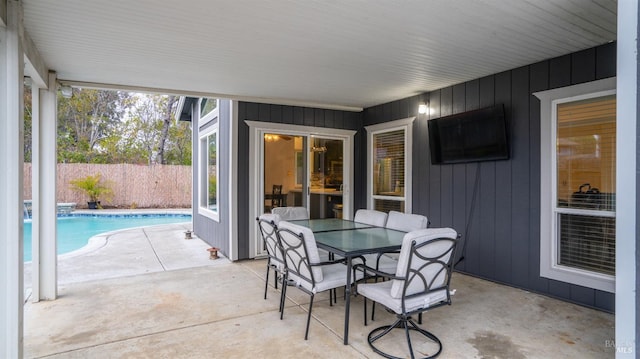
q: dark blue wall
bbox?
[362,42,616,312]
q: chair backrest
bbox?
[272,206,309,220]
[385,210,429,232]
[391,228,458,299]
[256,213,284,264]
[354,209,388,227]
[277,221,323,282]
[272,184,284,208]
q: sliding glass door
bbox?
[308,136,344,219]
[263,134,344,219]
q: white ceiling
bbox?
[21,0,617,110]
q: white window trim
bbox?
[534,77,616,293]
[365,117,415,213]
[198,107,220,222]
[198,98,219,126]
[245,120,356,258]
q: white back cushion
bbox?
[272,206,309,220]
[278,220,323,282]
[354,209,388,227]
[385,211,429,232]
[390,227,458,298]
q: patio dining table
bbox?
[289,218,407,345]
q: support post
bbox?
[0,0,24,357]
[35,71,58,300]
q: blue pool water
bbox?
[23,213,191,262]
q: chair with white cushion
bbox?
[272,206,309,220]
[354,209,388,227]
[385,210,429,232]
[276,220,362,340]
[256,213,287,314]
[355,228,459,359]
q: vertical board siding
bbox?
[193,101,231,256]
[362,42,615,312]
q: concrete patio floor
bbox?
[23,223,615,358]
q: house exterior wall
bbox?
[236,102,363,260]
[362,42,616,312]
[193,100,231,255]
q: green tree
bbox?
[57,89,132,163]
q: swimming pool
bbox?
[23,213,192,262]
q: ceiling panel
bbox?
[21,0,617,109]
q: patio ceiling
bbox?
[21,0,616,110]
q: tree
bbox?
[57,89,132,163]
[23,87,191,165]
[157,96,178,164]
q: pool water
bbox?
[23,214,191,262]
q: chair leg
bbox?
[363,297,368,326]
[264,264,270,300]
[305,294,315,340]
[367,316,443,359]
[372,301,376,321]
[280,273,288,320]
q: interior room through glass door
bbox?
[309,137,344,219]
[263,133,306,214]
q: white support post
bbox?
[0,0,24,357]
[36,72,58,300]
[31,80,40,301]
[616,0,638,357]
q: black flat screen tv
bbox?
[428,104,509,165]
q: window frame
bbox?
[365,117,415,213]
[198,99,220,222]
[535,77,616,293]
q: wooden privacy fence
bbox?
[23,163,192,209]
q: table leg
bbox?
[343,256,352,345]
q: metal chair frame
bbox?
[256,216,287,315]
[355,236,458,359]
[277,226,348,340]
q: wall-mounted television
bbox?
[428,104,509,165]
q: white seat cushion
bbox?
[278,221,324,282]
[362,253,398,274]
[288,262,364,293]
[358,280,449,314]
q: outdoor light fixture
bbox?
[418,102,428,115]
[60,85,73,99]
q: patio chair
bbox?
[354,209,388,227]
[256,213,287,314]
[355,227,458,359]
[277,220,363,340]
[376,211,430,269]
[385,211,429,232]
[271,206,309,220]
[372,211,431,320]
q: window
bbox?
[366,117,415,213]
[535,78,616,292]
[198,97,219,221]
[200,98,218,119]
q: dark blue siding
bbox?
[362,42,616,312]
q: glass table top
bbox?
[313,227,407,256]
[288,218,374,232]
